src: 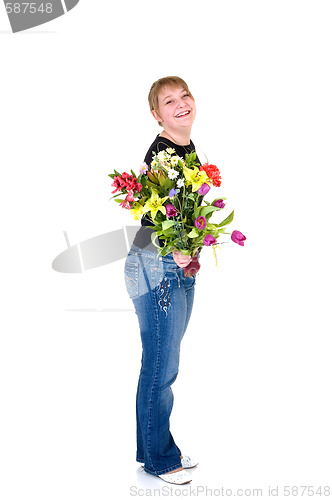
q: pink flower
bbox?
[126,191,135,202]
[139,162,149,174]
[183,255,200,277]
[197,183,211,196]
[203,234,217,246]
[213,199,225,208]
[231,230,246,246]
[194,216,207,230]
[119,199,132,209]
[165,203,177,217]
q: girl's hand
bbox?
[172,250,192,268]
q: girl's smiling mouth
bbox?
[175,110,191,118]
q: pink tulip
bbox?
[203,234,217,246]
[213,199,225,208]
[194,216,207,230]
[197,183,211,196]
[231,230,246,246]
[165,203,177,217]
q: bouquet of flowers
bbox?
[108,147,245,276]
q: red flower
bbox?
[111,175,128,193]
[200,163,221,187]
[111,173,142,194]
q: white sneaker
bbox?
[181,455,199,469]
[158,469,192,485]
[139,455,199,471]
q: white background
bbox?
[1,1,331,498]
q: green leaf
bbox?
[151,232,162,249]
[194,201,199,219]
[188,228,199,238]
[110,193,124,200]
[199,205,222,218]
[162,220,175,230]
[177,248,191,255]
[217,210,234,227]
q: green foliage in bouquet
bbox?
[108,147,245,262]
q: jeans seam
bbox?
[145,267,161,475]
[134,250,193,475]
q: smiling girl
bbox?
[125,77,200,485]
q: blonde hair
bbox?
[148,76,194,127]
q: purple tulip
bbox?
[169,188,178,198]
[231,230,246,246]
[213,198,225,208]
[165,203,177,217]
[194,216,207,230]
[203,234,217,246]
[197,183,211,196]
[183,255,201,277]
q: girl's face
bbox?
[152,85,196,131]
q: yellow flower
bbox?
[183,166,211,192]
[130,202,144,221]
[166,147,175,154]
[142,191,168,220]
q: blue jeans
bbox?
[124,243,197,476]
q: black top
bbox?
[132,135,201,251]
[143,134,200,168]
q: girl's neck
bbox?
[159,128,191,146]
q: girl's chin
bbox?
[173,117,195,128]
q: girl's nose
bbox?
[175,99,184,108]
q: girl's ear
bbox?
[151,109,163,123]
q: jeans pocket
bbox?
[124,261,139,299]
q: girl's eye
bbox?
[183,94,189,98]
[166,100,172,104]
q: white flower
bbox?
[177,178,185,188]
[166,147,175,154]
[168,168,179,180]
[151,160,158,168]
[170,156,181,166]
[157,151,167,162]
